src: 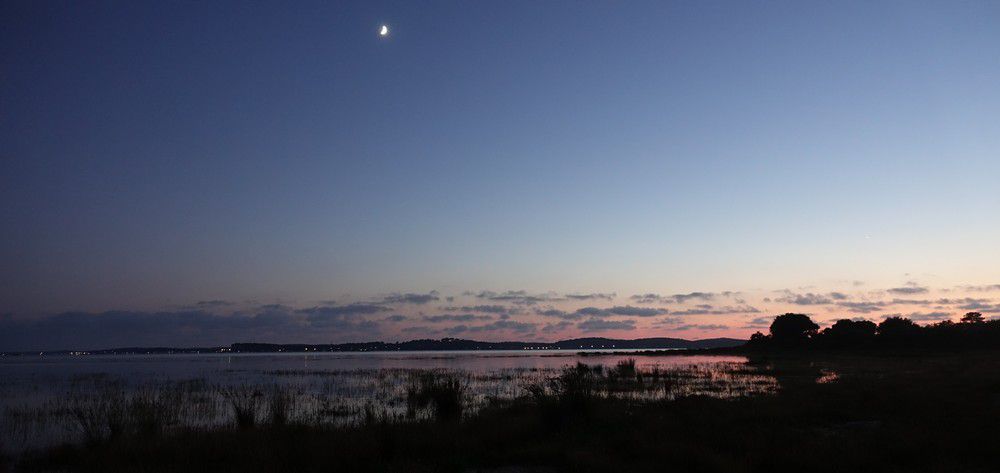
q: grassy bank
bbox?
[8,351,1000,472]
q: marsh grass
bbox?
[12,351,1000,472]
[405,372,467,422]
[0,358,774,462]
[220,386,262,429]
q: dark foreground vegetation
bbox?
[745,311,1000,352]
[4,313,999,472]
[6,346,1000,473]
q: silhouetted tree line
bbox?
[747,312,1000,351]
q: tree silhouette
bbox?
[820,319,877,347]
[961,312,985,324]
[877,316,921,346]
[769,313,819,345]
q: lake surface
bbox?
[0,351,776,452]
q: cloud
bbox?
[383,315,408,322]
[194,300,234,308]
[669,292,716,303]
[629,293,664,304]
[380,291,440,305]
[538,305,668,320]
[652,317,684,327]
[674,324,729,331]
[0,306,380,351]
[628,292,716,304]
[444,320,538,335]
[541,321,573,333]
[470,290,561,305]
[439,305,520,316]
[955,300,1000,313]
[741,317,773,329]
[775,291,834,305]
[605,305,668,317]
[577,318,636,332]
[295,305,384,330]
[564,292,616,301]
[961,284,1000,292]
[296,304,390,316]
[537,308,575,320]
[422,314,493,323]
[402,326,434,334]
[886,282,929,295]
[890,298,933,306]
[906,311,953,321]
[835,301,889,314]
[670,305,760,316]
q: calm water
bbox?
[0,351,775,452]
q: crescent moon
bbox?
[379,25,389,36]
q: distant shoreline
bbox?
[0,336,746,357]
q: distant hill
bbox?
[228,336,745,353]
[1,337,746,356]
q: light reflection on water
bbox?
[0,352,776,452]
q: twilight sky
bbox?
[2,1,999,350]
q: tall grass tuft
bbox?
[127,387,181,437]
[266,387,293,427]
[68,390,129,444]
[220,386,262,430]
[406,372,466,422]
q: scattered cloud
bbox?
[537,308,574,320]
[440,305,518,315]
[380,291,440,305]
[541,321,573,333]
[741,317,773,329]
[835,301,890,314]
[402,326,433,333]
[955,300,1000,313]
[906,311,953,321]
[961,284,1000,292]
[604,306,668,317]
[564,292,616,301]
[629,292,716,304]
[886,282,929,295]
[577,318,636,332]
[538,305,668,320]
[670,305,760,316]
[422,314,493,323]
[296,304,384,330]
[194,300,234,308]
[444,320,538,335]
[0,307,380,351]
[776,291,834,305]
[296,304,390,316]
[674,324,729,331]
[652,317,684,327]
[470,290,561,305]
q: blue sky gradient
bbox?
[2,1,999,348]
